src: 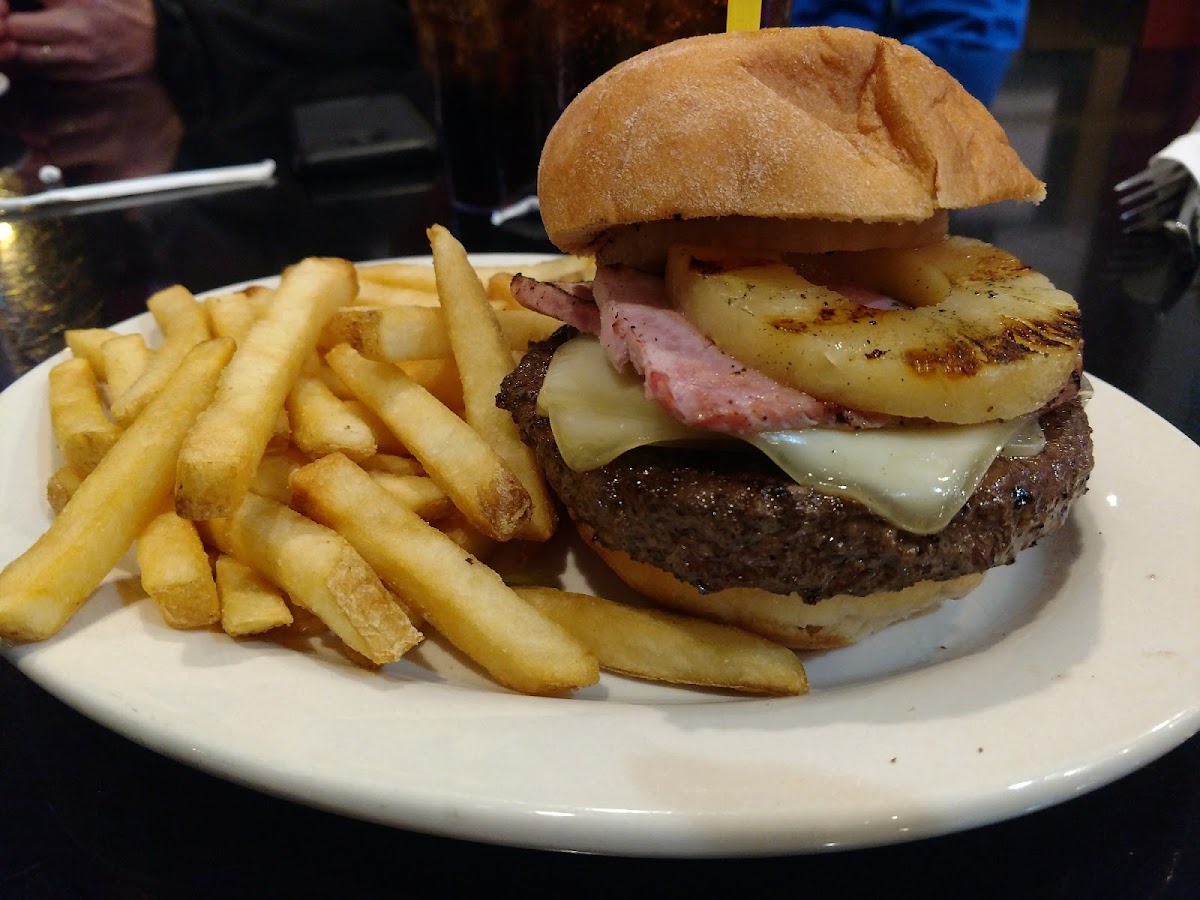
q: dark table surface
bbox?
[2,42,1199,899]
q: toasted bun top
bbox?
[538,27,1046,254]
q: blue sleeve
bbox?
[791,0,1028,49]
[789,0,1029,106]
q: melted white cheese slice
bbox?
[537,335,1034,535]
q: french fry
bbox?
[356,256,591,300]
[264,414,291,457]
[320,305,559,361]
[436,508,497,561]
[516,586,809,696]
[241,284,277,313]
[369,472,454,521]
[64,328,119,374]
[286,374,377,460]
[248,447,309,505]
[305,356,355,399]
[358,453,424,477]
[46,465,86,514]
[353,280,440,308]
[99,333,152,403]
[0,337,235,642]
[397,358,463,410]
[290,453,597,695]
[111,285,211,425]
[175,257,356,520]
[214,554,293,636]
[486,272,522,309]
[204,290,262,342]
[325,343,530,541]
[136,504,220,629]
[49,357,122,473]
[355,261,442,293]
[331,400,406,455]
[199,492,421,665]
[428,224,557,540]
[515,254,596,284]
[481,256,597,309]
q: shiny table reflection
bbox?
[1,44,1199,899]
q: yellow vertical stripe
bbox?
[726,0,763,32]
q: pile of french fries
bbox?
[0,224,808,697]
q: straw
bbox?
[726,0,763,32]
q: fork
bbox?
[1114,117,1200,243]
[1114,164,1193,234]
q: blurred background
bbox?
[956,0,1200,437]
[967,0,1199,296]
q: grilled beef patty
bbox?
[497,328,1094,601]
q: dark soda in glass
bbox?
[411,0,790,212]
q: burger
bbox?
[496,26,1093,649]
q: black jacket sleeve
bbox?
[153,0,420,122]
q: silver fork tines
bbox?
[1113,165,1189,194]
[1115,163,1194,234]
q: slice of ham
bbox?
[596,267,870,432]
[510,276,600,333]
[513,267,895,434]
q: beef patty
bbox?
[498,328,1094,601]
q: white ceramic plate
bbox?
[3,256,1200,857]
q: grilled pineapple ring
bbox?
[666,238,1081,424]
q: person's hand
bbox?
[0,0,156,82]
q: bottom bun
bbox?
[577,522,984,650]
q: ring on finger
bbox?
[40,44,52,61]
